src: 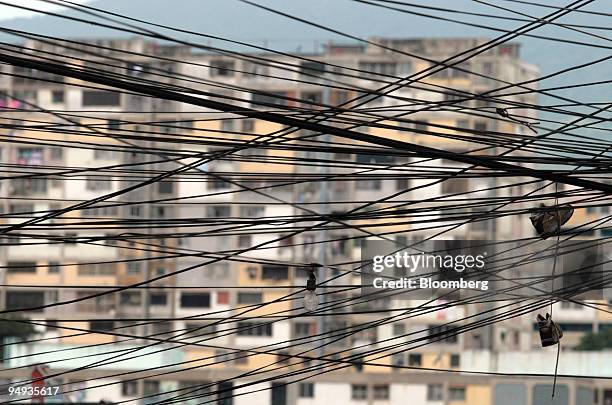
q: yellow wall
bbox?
[448,384,491,405]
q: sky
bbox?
[0,0,87,20]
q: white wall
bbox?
[391,383,442,405]
[234,381,270,405]
[83,378,123,403]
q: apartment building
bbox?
[0,36,605,404]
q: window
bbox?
[48,261,60,274]
[47,290,58,304]
[415,121,428,133]
[243,61,269,77]
[392,323,405,336]
[221,120,235,132]
[300,61,326,76]
[236,321,272,336]
[65,232,77,245]
[6,291,44,311]
[302,91,323,105]
[482,62,494,76]
[77,263,116,276]
[356,154,395,165]
[242,119,255,133]
[121,380,138,396]
[185,322,218,338]
[217,291,229,305]
[298,383,314,398]
[9,204,34,214]
[351,384,368,400]
[396,178,410,190]
[232,351,248,365]
[427,384,443,401]
[457,120,470,129]
[102,233,117,247]
[107,119,121,130]
[359,61,397,78]
[86,176,112,191]
[153,322,173,336]
[179,120,194,131]
[261,265,289,280]
[444,91,469,105]
[94,149,118,160]
[155,207,167,218]
[330,238,348,256]
[373,385,389,400]
[180,292,211,308]
[150,293,167,306]
[127,262,141,274]
[356,179,381,190]
[237,292,262,304]
[391,354,404,367]
[470,208,488,232]
[157,181,173,194]
[428,324,458,343]
[89,320,114,331]
[210,60,235,77]
[5,234,21,246]
[474,122,488,132]
[276,351,290,364]
[353,355,365,372]
[209,177,231,190]
[240,206,265,217]
[238,235,252,248]
[475,98,491,108]
[251,92,289,107]
[408,353,422,367]
[82,90,121,107]
[448,387,466,401]
[450,63,471,78]
[144,381,160,395]
[207,205,230,218]
[51,90,64,103]
[11,178,47,195]
[397,61,412,76]
[177,381,210,396]
[271,382,287,405]
[7,261,37,273]
[217,381,234,405]
[332,90,349,105]
[13,89,37,102]
[294,322,312,338]
[16,148,43,165]
[441,178,468,195]
[120,291,141,306]
[50,147,63,160]
[450,353,460,368]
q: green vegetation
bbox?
[576,328,612,351]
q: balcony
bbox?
[10,178,47,196]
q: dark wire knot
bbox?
[496,107,539,134]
